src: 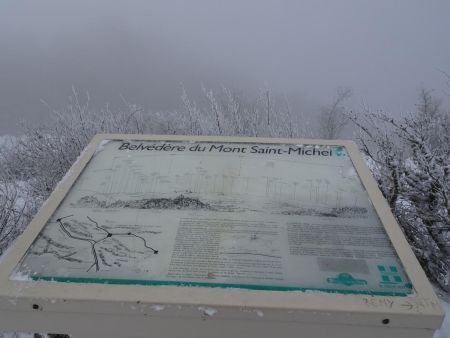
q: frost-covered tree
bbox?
[179,85,314,138]
[4,89,152,204]
[318,87,352,139]
[348,88,450,291]
[0,170,33,256]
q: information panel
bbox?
[14,140,412,295]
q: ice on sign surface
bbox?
[14,140,412,296]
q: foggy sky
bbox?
[1,0,450,134]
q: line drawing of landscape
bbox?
[70,193,368,219]
[69,151,371,219]
[71,194,212,210]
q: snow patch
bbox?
[363,155,378,173]
[198,306,217,317]
[150,304,165,312]
[254,310,264,317]
[9,271,32,282]
[95,139,111,154]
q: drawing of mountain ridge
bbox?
[72,194,211,210]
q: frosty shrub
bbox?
[318,87,352,139]
[0,139,31,255]
[3,90,153,206]
[0,180,32,256]
[349,88,450,291]
[0,87,315,254]
[177,85,314,138]
[0,89,153,252]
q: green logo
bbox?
[335,146,345,157]
[377,265,412,290]
[326,273,367,286]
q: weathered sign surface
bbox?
[16,140,412,296]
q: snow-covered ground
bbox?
[434,300,450,338]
